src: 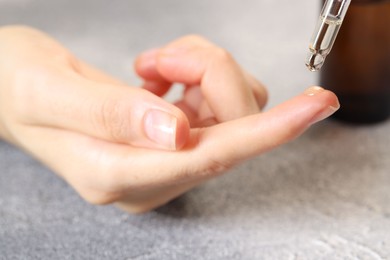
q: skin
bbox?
[0,26,340,213]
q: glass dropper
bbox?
[306,0,352,71]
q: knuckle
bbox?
[204,158,234,176]
[53,51,77,67]
[172,34,214,49]
[213,47,234,63]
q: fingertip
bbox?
[303,86,340,124]
[304,86,339,105]
[303,86,326,96]
[134,48,161,79]
[135,48,172,95]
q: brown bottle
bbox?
[320,0,390,124]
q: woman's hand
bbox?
[0,26,339,213]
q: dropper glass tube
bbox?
[306,0,352,71]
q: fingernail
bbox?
[304,86,341,125]
[143,109,177,150]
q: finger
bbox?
[134,48,172,97]
[135,35,268,121]
[73,59,187,149]
[134,48,165,81]
[190,87,340,167]
[114,86,339,185]
[19,70,190,150]
[157,42,263,119]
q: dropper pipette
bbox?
[306,0,352,71]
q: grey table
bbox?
[1,0,390,259]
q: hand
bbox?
[0,26,339,213]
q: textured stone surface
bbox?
[1,0,390,259]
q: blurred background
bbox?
[0,0,319,105]
[1,0,390,259]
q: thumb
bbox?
[25,74,190,150]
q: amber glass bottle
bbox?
[320,0,390,123]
